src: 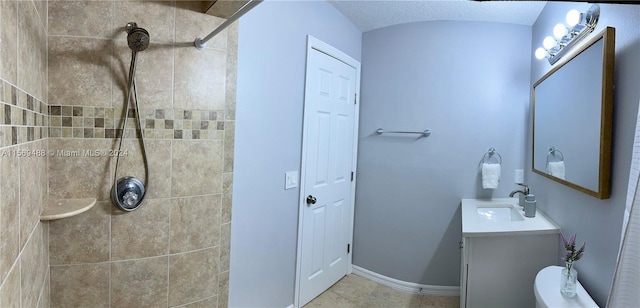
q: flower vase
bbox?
[561,262,578,297]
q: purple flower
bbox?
[560,232,586,263]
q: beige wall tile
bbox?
[113,1,175,44]
[173,47,226,111]
[0,0,18,84]
[0,149,20,283]
[39,221,49,280]
[33,0,47,30]
[225,21,238,121]
[49,202,111,264]
[50,263,109,308]
[48,36,112,106]
[115,139,172,199]
[21,223,47,308]
[223,120,234,173]
[48,1,113,38]
[180,296,218,308]
[37,270,50,308]
[112,39,174,111]
[218,270,229,308]
[168,247,219,307]
[0,261,21,307]
[175,1,226,50]
[43,1,238,307]
[171,140,223,196]
[111,198,170,260]
[18,0,47,101]
[111,256,168,307]
[219,222,230,273]
[48,139,113,201]
[221,172,232,224]
[19,141,47,250]
[170,195,221,253]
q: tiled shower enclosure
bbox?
[0,1,236,307]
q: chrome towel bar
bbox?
[376,128,431,137]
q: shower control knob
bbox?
[306,195,317,205]
[123,190,139,207]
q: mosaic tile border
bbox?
[0,78,226,147]
[0,80,49,148]
[48,105,226,140]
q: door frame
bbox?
[293,35,361,308]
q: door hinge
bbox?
[354,93,357,105]
[347,244,351,254]
[351,171,354,182]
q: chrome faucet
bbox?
[509,183,530,206]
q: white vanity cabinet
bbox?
[460,198,560,308]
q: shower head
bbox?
[126,22,150,52]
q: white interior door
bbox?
[296,37,360,307]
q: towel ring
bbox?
[547,146,564,163]
[482,147,502,165]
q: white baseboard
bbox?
[285,305,294,308]
[351,265,460,297]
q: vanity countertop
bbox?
[462,198,560,237]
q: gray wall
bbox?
[353,21,531,286]
[528,3,640,306]
[230,0,362,306]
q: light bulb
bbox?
[543,36,557,50]
[535,47,548,60]
[566,9,581,27]
[553,23,568,39]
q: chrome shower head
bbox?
[126,22,150,52]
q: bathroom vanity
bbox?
[460,198,560,308]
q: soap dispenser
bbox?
[524,194,536,218]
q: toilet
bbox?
[534,266,599,308]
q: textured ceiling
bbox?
[329,0,548,32]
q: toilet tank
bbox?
[534,266,599,308]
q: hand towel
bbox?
[548,161,566,180]
[482,163,501,189]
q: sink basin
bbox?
[462,198,560,236]
[477,205,524,222]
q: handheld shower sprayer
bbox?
[111,22,151,212]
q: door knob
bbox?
[306,195,317,205]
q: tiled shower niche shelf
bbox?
[40,198,97,221]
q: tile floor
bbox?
[304,274,460,308]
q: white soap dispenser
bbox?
[524,194,536,218]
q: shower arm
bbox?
[194,0,263,50]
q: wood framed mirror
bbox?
[532,27,615,199]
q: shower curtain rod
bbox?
[194,0,264,50]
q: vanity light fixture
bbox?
[534,4,600,64]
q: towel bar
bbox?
[376,128,431,137]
